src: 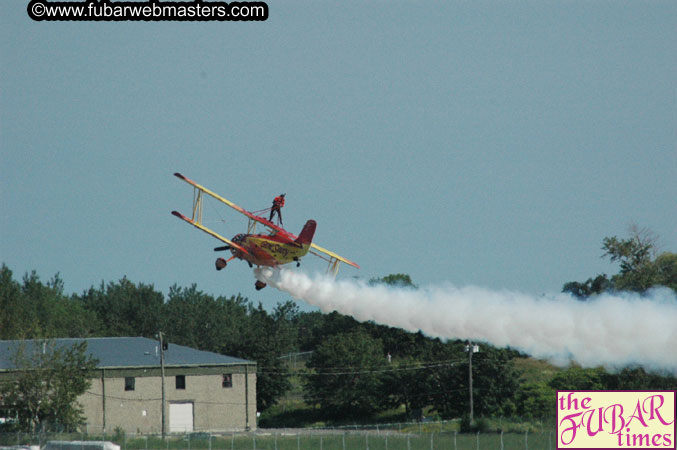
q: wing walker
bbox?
[171,173,359,290]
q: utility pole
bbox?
[465,342,479,424]
[158,332,167,439]
[244,365,250,431]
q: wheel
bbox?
[215,258,227,271]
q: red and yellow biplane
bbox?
[172,173,359,290]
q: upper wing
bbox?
[174,172,292,238]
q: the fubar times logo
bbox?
[557,391,676,449]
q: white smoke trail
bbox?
[255,267,677,372]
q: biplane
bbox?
[171,173,359,290]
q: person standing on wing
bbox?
[269,193,285,226]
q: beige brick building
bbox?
[0,338,257,434]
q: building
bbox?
[0,337,257,434]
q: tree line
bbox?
[1,226,676,431]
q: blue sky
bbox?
[2,0,676,310]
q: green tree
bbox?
[0,265,96,339]
[304,330,386,418]
[428,342,521,418]
[231,302,296,411]
[294,310,364,354]
[79,277,164,337]
[563,226,677,296]
[162,285,240,351]
[380,355,435,419]
[514,381,556,419]
[294,311,329,351]
[602,226,658,292]
[601,367,677,390]
[0,340,98,432]
[0,265,25,339]
[652,252,677,291]
[562,274,611,299]
[367,274,431,359]
[369,273,417,288]
[548,367,607,390]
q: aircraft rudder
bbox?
[295,220,317,245]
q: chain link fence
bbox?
[1,427,556,450]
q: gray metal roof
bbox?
[0,337,254,370]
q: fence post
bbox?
[525,430,529,450]
[253,432,256,450]
[454,431,457,450]
[231,432,234,450]
[342,432,346,450]
[385,434,388,450]
[500,431,504,450]
[407,433,411,450]
[297,433,300,450]
[476,431,480,450]
[274,432,278,450]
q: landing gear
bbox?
[215,258,227,271]
[255,280,267,291]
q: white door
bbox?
[169,402,194,432]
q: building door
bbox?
[169,402,194,432]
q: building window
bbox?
[222,374,232,388]
[125,377,135,391]
[176,375,186,390]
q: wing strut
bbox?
[308,249,358,277]
[329,257,341,276]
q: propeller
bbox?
[214,245,231,252]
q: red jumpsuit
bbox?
[269,195,285,225]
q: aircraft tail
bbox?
[295,220,316,246]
